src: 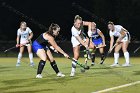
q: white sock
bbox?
[17,53,22,63]
[29,53,33,63]
[114,53,119,64]
[124,52,130,64]
[71,59,77,73]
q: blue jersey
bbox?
[32,33,49,53]
[91,29,101,40]
[91,29,103,46]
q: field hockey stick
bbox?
[4,42,30,53]
[100,43,117,64]
[68,57,90,70]
[49,46,90,70]
[4,46,17,53]
[134,46,140,53]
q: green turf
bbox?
[0,57,140,93]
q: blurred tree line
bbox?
[0,0,140,41]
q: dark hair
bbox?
[74,15,82,22]
[108,21,114,25]
[46,23,60,37]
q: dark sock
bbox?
[37,60,46,74]
[50,60,59,74]
[101,53,105,61]
[91,54,95,63]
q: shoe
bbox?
[30,62,35,67]
[100,60,104,64]
[16,62,21,67]
[70,71,75,77]
[91,62,95,66]
[36,74,42,78]
[110,63,120,67]
[57,72,65,77]
[122,63,131,67]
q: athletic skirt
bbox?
[92,38,103,46]
[32,40,49,53]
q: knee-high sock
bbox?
[114,53,119,64]
[71,59,77,73]
[37,60,46,74]
[91,54,95,63]
[101,53,105,61]
[17,53,22,63]
[29,53,33,63]
[124,52,130,64]
[50,60,59,74]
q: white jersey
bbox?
[109,25,123,37]
[17,27,32,44]
[71,26,82,47]
[109,25,130,42]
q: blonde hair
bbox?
[20,21,27,26]
[74,15,82,22]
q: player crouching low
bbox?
[87,22,106,66]
[108,21,131,67]
[32,23,69,78]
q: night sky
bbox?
[0,0,140,41]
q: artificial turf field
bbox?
[0,57,140,93]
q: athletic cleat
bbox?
[122,63,131,67]
[91,62,95,66]
[16,63,21,67]
[30,62,35,67]
[36,74,42,78]
[100,60,104,64]
[110,63,120,67]
[70,72,75,77]
[57,72,65,77]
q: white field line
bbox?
[92,81,140,93]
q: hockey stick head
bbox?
[4,50,8,53]
[84,65,90,70]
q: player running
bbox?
[32,23,69,78]
[16,21,34,67]
[88,22,106,66]
[108,21,131,67]
[70,15,94,77]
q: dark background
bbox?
[0,0,140,41]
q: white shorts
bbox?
[71,37,80,47]
[121,32,131,42]
[20,40,31,47]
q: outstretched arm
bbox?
[48,36,69,58]
[83,21,96,31]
